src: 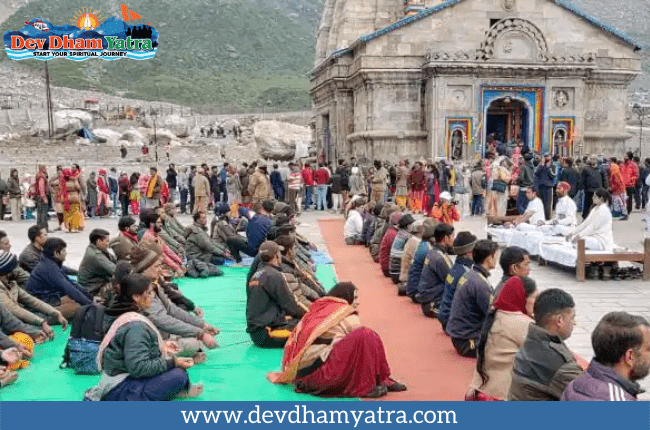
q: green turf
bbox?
[2,264,354,401]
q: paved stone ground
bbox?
[3,207,650,396]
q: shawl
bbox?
[408,169,426,190]
[61,168,81,211]
[96,311,165,372]
[492,276,529,315]
[146,174,159,198]
[609,164,625,195]
[268,297,356,384]
[97,175,109,194]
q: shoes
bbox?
[620,216,629,221]
[397,283,407,296]
[363,385,388,398]
[387,381,407,392]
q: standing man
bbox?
[371,160,388,203]
[193,167,210,214]
[219,163,229,205]
[0,171,7,222]
[581,155,608,219]
[535,155,555,220]
[516,152,534,214]
[301,163,315,211]
[144,167,163,209]
[314,163,330,211]
[621,152,639,216]
[287,163,303,215]
[270,164,285,202]
[562,312,650,401]
[166,164,178,205]
[210,166,221,209]
[35,165,49,232]
[108,167,119,216]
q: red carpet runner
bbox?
[319,219,476,401]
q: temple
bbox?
[311,0,642,162]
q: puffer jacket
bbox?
[379,226,398,277]
[389,229,411,283]
[184,222,228,264]
[361,214,376,247]
[561,360,642,401]
[369,218,388,261]
[406,240,432,298]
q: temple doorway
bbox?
[485,98,529,150]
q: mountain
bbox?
[0,0,325,110]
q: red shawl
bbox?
[493,276,529,315]
[268,297,356,384]
[60,168,81,211]
[97,175,109,194]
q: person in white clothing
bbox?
[344,199,365,245]
[513,187,546,229]
[543,181,577,235]
[567,188,615,251]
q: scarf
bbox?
[123,231,139,244]
[146,174,159,198]
[60,168,81,211]
[268,297,356,384]
[492,276,528,315]
[97,312,165,372]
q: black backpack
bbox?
[61,304,107,374]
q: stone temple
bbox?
[311,0,642,162]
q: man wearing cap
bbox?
[438,232,477,330]
[446,239,499,357]
[399,218,428,293]
[416,223,455,318]
[246,241,307,348]
[344,199,365,245]
[405,220,435,299]
[389,213,415,284]
[431,192,461,226]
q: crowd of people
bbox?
[0,148,649,401]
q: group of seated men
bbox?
[339,195,650,401]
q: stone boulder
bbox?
[121,127,146,144]
[253,120,312,160]
[30,109,93,137]
[162,115,190,138]
[150,128,177,146]
[92,128,122,145]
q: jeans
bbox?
[643,185,649,209]
[626,187,637,214]
[180,188,189,213]
[539,186,553,220]
[36,199,49,230]
[516,190,529,215]
[471,194,484,215]
[110,192,118,215]
[119,195,129,216]
[304,186,314,209]
[316,184,328,210]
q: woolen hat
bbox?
[0,250,18,274]
[215,203,230,216]
[453,231,477,255]
[130,240,163,273]
[398,213,415,229]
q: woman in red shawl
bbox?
[96,168,110,217]
[407,162,426,214]
[61,167,85,232]
[268,282,406,398]
[466,276,538,401]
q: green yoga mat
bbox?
[2,264,354,401]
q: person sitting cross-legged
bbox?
[562,312,650,401]
[509,288,583,401]
[84,274,203,401]
[415,223,455,318]
[246,241,307,348]
[142,210,184,277]
[405,220,436,301]
[19,225,78,275]
[184,211,229,269]
[78,229,117,304]
[438,232,477,331]
[211,203,250,265]
[109,217,140,262]
[343,199,366,245]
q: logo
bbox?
[3,4,158,61]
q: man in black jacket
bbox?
[559,158,580,199]
[246,241,306,348]
[446,239,498,357]
[416,223,454,318]
[581,155,608,219]
[509,288,583,400]
[516,152,534,214]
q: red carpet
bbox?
[319,219,476,401]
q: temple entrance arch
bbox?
[485,97,529,152]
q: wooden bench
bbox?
[576,238,650,282]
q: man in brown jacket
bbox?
[193,167,211,214]
[248,161,271,205]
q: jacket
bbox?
[211,218,241,244]
[301,168,315,187]
[330,172,342,194]
[159,224,184,255]
[184,222,228,264]
[142,230,183,272]
[165,216,186,239]
[281,257,326,299]
[445,265,493,339]
[109,233,138,262]
[535,164,555,188]
[509,323,584,401]
[314,167,330,186]
[438,257,474,326]
[7,176,21,198]
[248,170,270,199]
[146,284,205,339]
[516,161,534,188]
[561,360,642,401]
[581,166,608,192]
[246,214,273,256]
[406,240,432,298]
[559,167,580,197]
[0,276,58,326]
[470,169,486,195]
[194,173,210,197]
[101,319,174,378]
[621,161,639,188]
[349,174,365,196]
[279,262,315,311]
[26,256,92,307]
[19,242,78,275]
[379,226,398,276]
[344,210,364,240]
[361,214,376,246]
[270,170,284,195]
[0,302,41,349]
[470,310,533,399]
[400,235,421,283]
[78,244,117,295]
[416,245,453,305]
[246,263,306,332]
[389,229,411,281]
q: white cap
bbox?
[439,191,452,201]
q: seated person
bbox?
[269,282,406,398]
[246,241,307,348]
[276,234,325,306]
[184,211,230,267]
[0,301,47,347]
[0,231,32,288]
[84,274,203,401]
[431,192,461,226]
[494,246,531,297]
[26,238,93,319]
[542,182,577,236]
[562,312,650,401]
[162,204,187,249]
[142,211,184,276]
[78,229,117,302]
[405,221,436,300]
[155,206,185,257]
[0,250,67,338]
[446,240,499,357]
[343,199,365,245]
[130,241,217,360]
[509,288,583,401]
[398,219,426,294]
[467,276,538,401]
[246,200,275,256]
[486,187,545,227]
[379,212,402,277]
[109,217,139,262]
[438,232,477,330]
[360,202,378,247]
[389,214,415,284]
[566,188,614,251]
[211,203,250,264]
[416,223,455,318]
[19,225,78,275]
[369,204,397,262]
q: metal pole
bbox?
[640,114,644,159]
[44,62,53,138]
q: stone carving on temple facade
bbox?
[554,89,570,108]
[502,0,515,12]
[478,18,548,61]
